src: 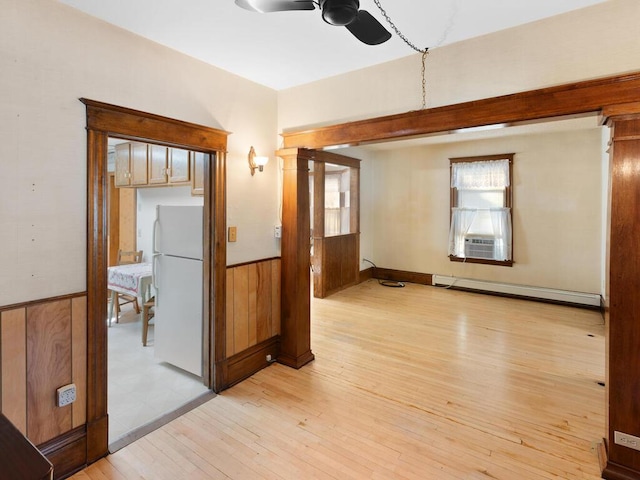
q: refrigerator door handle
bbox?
[152,253,160,294]
[152,217,159,254]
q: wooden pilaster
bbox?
[276,148,314,368]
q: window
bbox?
[324,164,351,237]
[448,154,513,266]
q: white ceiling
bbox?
[56,0,607,91]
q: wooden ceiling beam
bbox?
[282,71,640,149]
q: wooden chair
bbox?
[113,249,143,319]
[142,296,155,346]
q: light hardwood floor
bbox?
[73,280,605,479]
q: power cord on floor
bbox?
[363,258,405,288]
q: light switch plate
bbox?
[228,226,237,242]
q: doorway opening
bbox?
[83,99,229,462]
[105,138,213,449]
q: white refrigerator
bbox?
[152,205,203,377]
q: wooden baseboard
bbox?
[373,268,432,285]
[38,426,87,480]
[277,349,315,369]
[602,461,640,480]
[219,337,280,389]
[359,267,373,283]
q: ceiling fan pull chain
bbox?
[421,49,429,110]
[372,0,430,109]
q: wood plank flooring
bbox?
[72,280,605,479]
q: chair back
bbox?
[117,250,143,265]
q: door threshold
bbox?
[108,390,216,453]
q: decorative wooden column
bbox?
[603,103,640,480]
[277,148,315,368]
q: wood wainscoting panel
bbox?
[232,265,250,354]
[256,260,272,343]
[226,259,282,359]
[247,264,258,347]
[71,296,87,429]
[0,308,28,434]
[26,299,73,445]
[271,259,281,337]
[225,268,235,357]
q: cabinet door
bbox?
[168,148,190,184]
[191,151,205,195]
[114,143,131,187]
[130,142,148,186]
[148,145,168,184]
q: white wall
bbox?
[0,0,280,305]
[353,128,603,294]
[277,0,640,130]
[136,186,204,264]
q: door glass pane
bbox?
[325,163,350,237]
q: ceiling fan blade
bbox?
[345,10,391,45]
[234,0,316,13]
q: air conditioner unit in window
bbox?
[464,235,496,260]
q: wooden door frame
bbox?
[81,99,228,462]
[278,72,640,480]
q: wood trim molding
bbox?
[227,257,281,269]
[81,99,228,151]
[282,71,640,149]
[82,100,228,465]
[0,292,87,314]
[373,268,433,286]
[219,337,280,389]
[39,425,87,479]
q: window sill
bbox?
[449,255,513,267]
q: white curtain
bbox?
[325,209,340,236]
[451,159,510,189]
[448,208,477,257]
[449,159,512,260]
[489,208,512,260]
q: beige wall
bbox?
[277,0,640,130]
[0,0,280,306]
[277,0,640,295]
[353,128,603,293]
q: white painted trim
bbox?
[432,275,601,307]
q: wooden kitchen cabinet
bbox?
[114,143,131,187]
[130,142,148,186]
[115,142,192,188]
[191,151,205,195]
[114,142,148,186]
[168,147,190,183]
[148,144,169,184]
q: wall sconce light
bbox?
[248,146,269,176]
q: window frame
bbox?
[449,153,514,267]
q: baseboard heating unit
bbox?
[432,275,601,307]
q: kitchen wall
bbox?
[0,0,280,307]
[136,186,204,264]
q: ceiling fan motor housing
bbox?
[320,0,359,26]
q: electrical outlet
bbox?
[274,225,282,238]
[615,431,640,451]
[57,383,76,407]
